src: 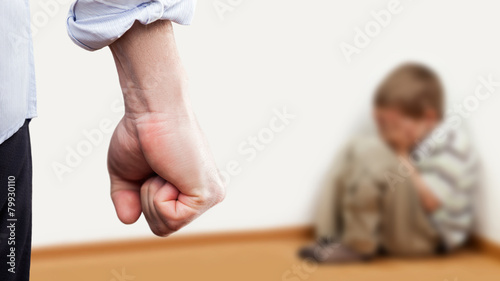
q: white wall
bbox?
[30,0,500,246]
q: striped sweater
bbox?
[412,126,478,250]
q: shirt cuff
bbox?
[67,0,196,51]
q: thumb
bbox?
[110,175,143,224]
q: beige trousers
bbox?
[315,136,439,256]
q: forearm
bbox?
[398,153,441,212]
[409,169,441,213]
[109,20,191,119]
[69,3,224,235]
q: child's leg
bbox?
[303,136,393,261]
[339,177,383,255]
[339,137,440,256]
[314,166,345,241]
[379,173,440,256]
[304,136,439,261]
[333,136,393,255]
[314,139,359,241]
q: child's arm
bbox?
[392,127,442,213]
[408,167,441,212]
[399,152,441,213]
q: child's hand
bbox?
[389,119,415,155]
[375,108,425,155]
[397,117,428,154]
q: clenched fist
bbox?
[107,20,224,236]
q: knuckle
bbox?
[212,184,226,205]
[211,179,226,204]
[197,181,225,207]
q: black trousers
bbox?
[0,120,32,281]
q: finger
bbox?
[110,175,143,224]
[142,176,171,236]
[154,181,197,232]
[140,177,155,227]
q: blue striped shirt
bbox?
[0,0,37,144]
[0,0,196,144]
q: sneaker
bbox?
[298,241,369,263]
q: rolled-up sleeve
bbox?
[67,0,196,51]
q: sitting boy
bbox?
[300,63,478,263]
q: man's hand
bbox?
[107,21,224,236]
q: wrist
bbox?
[109,20,190,119]
[120,79,192,120]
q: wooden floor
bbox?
[31,230,500,281]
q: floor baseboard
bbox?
[32,225,314,260]
[32,226,500,261]
[470,235,500,260]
